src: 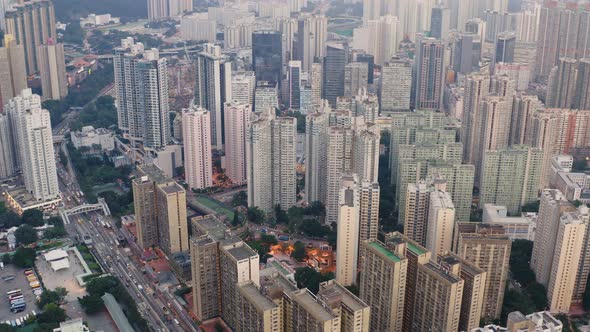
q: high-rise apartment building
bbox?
[254,81,279,113]
[114,38,169,151]
[148,0,191,19]
[311,62,323,107]
[336,175,360,286]
[252,30,282,87]
[352,125,380,183]
[5,89,59,201]
[305,111,329,203]
[0,35,27,108]
[427,163,475,221]
[247,112,296,212]
[494,31,516,66]
[430,6,450,40]
[323,43,348,107]
[454,222,512,320]
[462,71,490,164]
[359,180,379,243]
[404,181,431,246]
[325,126,354,224]
[318,280,370,332]
[344,62,368,98]
[576,58,590,110]
[287,60,301,109]
[4,0,56,74]
[453,33,482,75]
[182,106,212,190]
[479,145,543,215]
[355,15,401,66]
[37,41,67,100]
[380,57,412,113]
[231,72,256,106]
[235,281,282,331]
[0,114,16,178]
[426,190,455,256]
[132,164,188,255]
[194,44,232,149]
[295,14,328,72]
[224,102,251,186]
[359,239,407,332]
[509,94,542,146]
[415,38,445,110]
[546,57,578,109]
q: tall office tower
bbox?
[252,30,282,87]
[317,280,370,332]
[224,102,251,186]
[311,62,323,107]
[295,14,328,72]
[323,43,348,107]
[427,163,474,222]
[37,41,67,100]
[380,57,412,113]
[325,126,354,224]
[194,44,232,149]
[4,0,56,74]
[576,58,590,110]
[231,72,255,106]
[254,81,279,113]
[546,57,578,109]
[439,253,487,332]
[461,72,490,163]
[412,254,464,332]
[425,190,455,256]
[156,181,188,255]
[359,239,408,332]
[0,114,16,178]
[473,95,512,184]
[430,6,450,40]
[454,222,512,320]
[133,164,188,254]
[465,18,486,42]
[336,175,360,286]
[287,61,301,109]
[352,125,380,183]
[247,112,296,212]
[404,181,431,246]
[344,62,368,98]
[220,240,260,329]
[535,3,590,82]
[494,31,516,66]
[234,281,281,331]
[479,145,542,215]
[509,94,542,146]
[359,180,379,243]
[0,35,27,107]
[355,54,374,84]
[415,38,445,110]
[453,33,482,75]
[182,106,212,190]
[114,38,169,151]
[305,111,329,203]
[5,90,58,201]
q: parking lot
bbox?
[0,264,38,322]
[36,250,87,302]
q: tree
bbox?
[521,201,540,213]
[12,247,36,268]
[231,191,247,207]
[510,240,535,286]
[21,209,44,226]
[294,267,334,294]
[0,211,20,228]
[37,303,67,324]
[38,288,68,307]
[261,234,278,245]
[79,294,104,314]
[15,224,38,245]
[274,205,289,224]
[247,207,265,224]
[291,241,307,261]
[0,201,6,215]
[1,253,11,264]
[0,324,15,332]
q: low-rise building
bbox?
[80,13,120,27]
[71,126,115,151]
[472,310,563,332]
[482,203,537,241]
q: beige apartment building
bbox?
[336,175,360,286]
[426,190,455,256]
[318,280,370,332]
[235,281,282,332]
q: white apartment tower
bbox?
[326,126,354,224]
[224,102,251,186]
[380,57,412,114]
[359,180,380,243]
[336,174,360,286]
[195,43,232,150]
[0,114,16,178]
[6,89,59,201]
[231,72,255,106]
[182,106,213,190]
[425,190,455,256]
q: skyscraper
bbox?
[5,89,58,201]
[254,81,279,113]
[404,181,431,246]
[323,43,348,107]
[311,62,323,107]
[231,71,256,106]
[576,58,590,110]
[430,6,450,40]
[247,112,296,212]
[287,60,301,109]
[509,94,542,146]
[37,41,67,100]
[194,44,232,149]
[359,180,380,243]
[252,30,282,87]
[0,35,27,108]
[305,111,329,203]
[479,145,543,215]
[415,38,445,110]
[325,126,354,224]
[148,0,192,19]
[182,106,212,190]
[380,57,412,113]
[494,31,516,66]
[4,0,56,74]
[454,222,512,320]
[0,114,16,178]
[114,38,169,151]
[295,14,328,72]
[336,175,360,286]
[344,62,368,98]
[546,57,578,109]
[425,190,455,256]
[224,102,251,186]
[453,33,482,75]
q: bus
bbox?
[10,303,25,312]
[6,289,21,296]
[9,294,24,301]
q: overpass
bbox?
[59,197,111,224]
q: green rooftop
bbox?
[406,241,427,255]
[369,242,401,262]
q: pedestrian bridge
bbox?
[59,198,111,224]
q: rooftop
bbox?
[158,182,184,195]
[291,289,337,322]
[422,262,462,284]
[368,241,401,262]
[191,215,228,240]
[225,243,258,261]
[238,282,278,312]
[318,280,369,313]
[137,163,169,184]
